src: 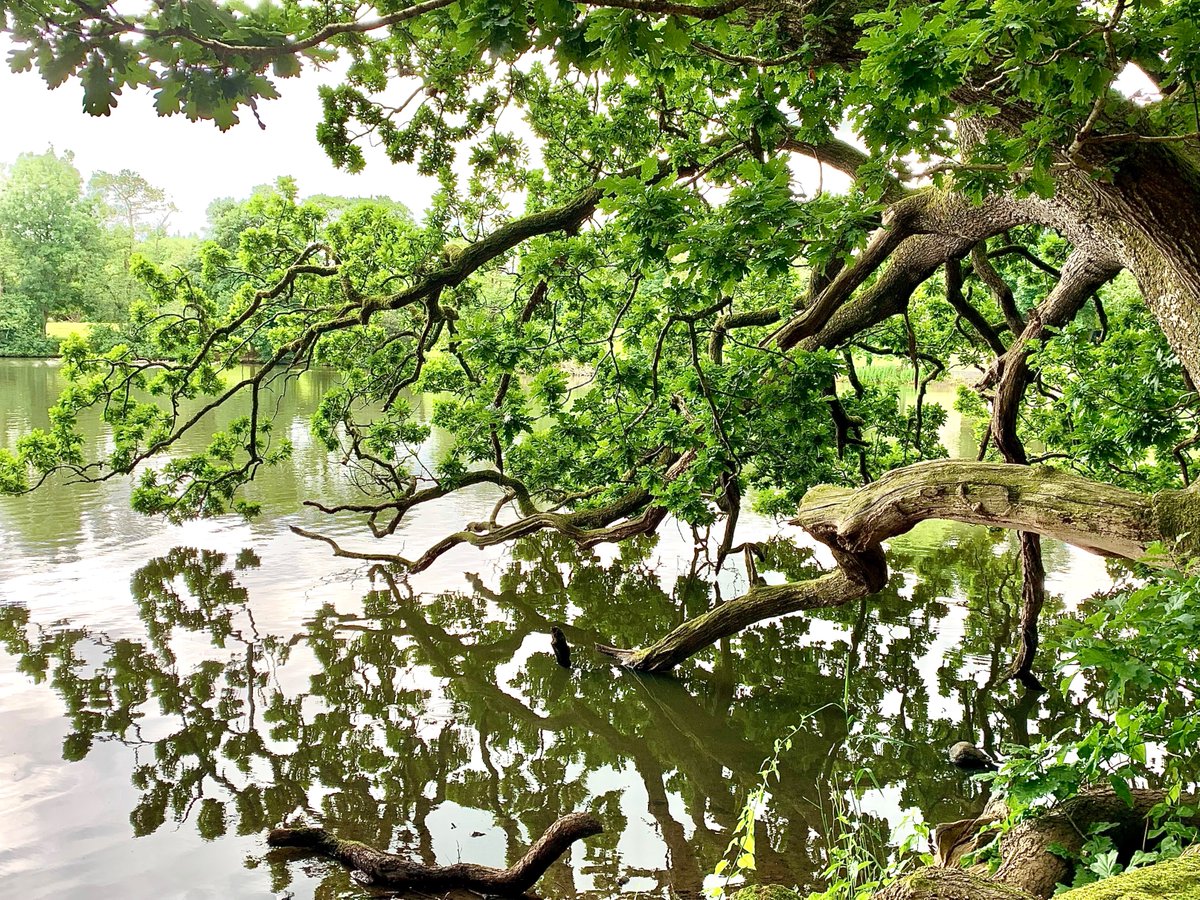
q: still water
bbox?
[0,359,1114,899]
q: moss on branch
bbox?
[608,460,1199,672]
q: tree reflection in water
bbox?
[0,528,1107,897]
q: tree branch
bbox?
[268,812,602,895]
[605,459,1190,671]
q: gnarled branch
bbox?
[605,460,1193,672]
[268,811,603,896]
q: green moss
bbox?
[1153,489,1200,561]
[731,885,803,900]
[1057,855,1200,900]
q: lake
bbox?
[0,358,1115,899]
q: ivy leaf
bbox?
[1109,774,1134,808]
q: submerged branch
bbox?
[268,811,602,896]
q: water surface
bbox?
[0,359,1115,898]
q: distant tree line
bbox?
[0,150,410,357]
[0,149,185,355]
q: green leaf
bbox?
[81,55,118,116]
[1109,774,1134,808]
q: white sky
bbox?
[0,40,438,234]
[0,37,851,239]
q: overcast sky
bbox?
[0,39,438,234]
[0,29,889,240]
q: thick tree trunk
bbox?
[1071,141,1200,384]
[607,460,1200,672]
[875,790,1200,900]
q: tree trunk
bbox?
[1069,141,1200,385]
[875,790,1200,900]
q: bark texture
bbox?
[874,871,1036,900]
[876,791,1200,900]
[611,460,1200,672]
[267,811,602,895]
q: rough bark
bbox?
[876,791,1200,900]
[267,811,602,895]
[609,460,1199,672]
[1066,141,1200,385]
[991,790,1180,898]
[772,190,1040,352]
[803,459,1184,555]
[874,870,1036,900]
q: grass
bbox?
[45,322,114,339]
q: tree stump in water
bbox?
[267,811,602,896]
[551,625,571,668]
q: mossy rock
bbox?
[1057,854,1200,899]
[731,885,803,900]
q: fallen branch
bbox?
[267,811,602,895]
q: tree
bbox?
[89,169,173,239]
[0,149,111,331]
[88,169,175,261]
[4,0,1200,683]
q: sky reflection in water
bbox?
[0,359,1116,899]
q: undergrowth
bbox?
[709,557,1200,898]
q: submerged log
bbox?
[267,811,602,896]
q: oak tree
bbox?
[4,0,1200,680]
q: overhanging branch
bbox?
[604,459,1191,672]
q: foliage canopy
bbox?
[4,0,1200,675]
